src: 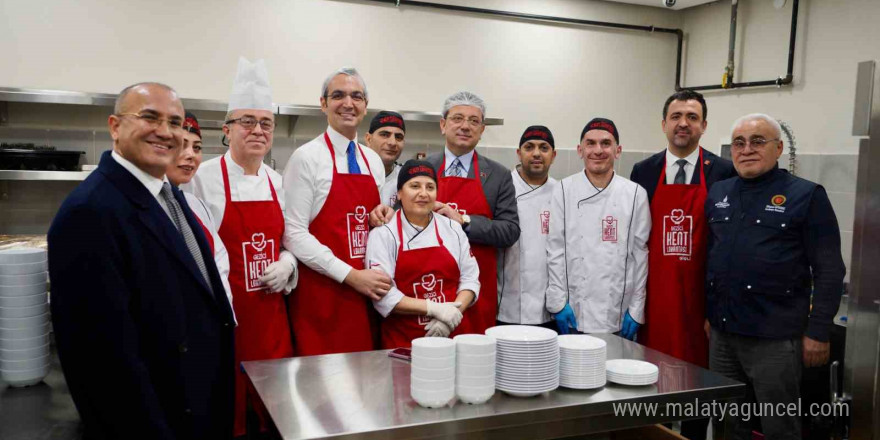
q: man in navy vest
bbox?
[705,113,845,440]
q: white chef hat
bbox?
[227,57,273,112]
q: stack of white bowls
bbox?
[0,248,51,387]
[410,337,455,408]
[453,334,496,404]
[558,334,606,389]
[606,359,659,386]
[485,325,559,397]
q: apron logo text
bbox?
[540,211,550,235]
[414,274,446,325]
[346,205,369,259]
[242,233,276,292]
[602,216,618,242]
[663,208,693,260]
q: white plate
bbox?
[0,260,48,276]
[0,249,47,265]
[0,272,48,287]
[605,359,659,376]
[557,334,607,351]
[560,381,606,390]
[486,325,558,343]
[497,385,558,397]
[0,282,48,297]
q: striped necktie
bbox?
[448,158,465,177]
[160,183,213,293]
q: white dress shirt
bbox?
[111,151,172,219]
[380,163,402,207]
[281,127,385,283]
[443,146,475,177]
[365,212,480,317]
[186,150,298,291]
[183,192,234,318]
[664,147,700,185]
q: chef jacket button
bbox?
[724,217,729,221]
[781,223,786,227]
[756,219,761,224]
[178,343,188,353]
[723,318,727,322]
[747,285,752,289]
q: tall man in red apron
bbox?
[630,90,735,440]
[425,91,519,335]
[189,58,297,438]
[282,67,389,356]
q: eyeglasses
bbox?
[446,115,483,128]
[731,137,779,151]
[326,91,366,103]
[116,113,184,132]
[225,116,275,133]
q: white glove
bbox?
[425,319,452,337]
[260,261,294,293]
[426,301,463,329]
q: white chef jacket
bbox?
[365,211,480,318]
[497,169,556,324]
[546,171,651,333]
[281,127,385,283]
[664,147,699,185]
[186,151,298,291]
[183,192,235,318]
[379,163,402,207]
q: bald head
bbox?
[114,82,178,114]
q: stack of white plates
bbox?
[558,334,606,389]
[410,337,455,408]
[0,248,51,387]
[453,334,495,404]
[485,325,559,397]
[606,359,659,386]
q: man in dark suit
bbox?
[48,83,235,440]
[630,89,735,440]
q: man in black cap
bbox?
[365,110,406,206]
[546,118,650,337]
[497,126,558,330]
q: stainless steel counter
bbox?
[243,334,745,440]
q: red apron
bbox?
[640,150,709,367]
[381,210,461,348]
[437,153,496,336]
[288,133,380,356]
[218,156,295,437]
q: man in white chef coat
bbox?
[365,110,406,207]
[188,57,297,438]
[497,125,558,330]
[546,118,651,338]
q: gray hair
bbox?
[442,91,486,119]
[730,113,783,139]
[321,67,368,100]
[114,82,177,114]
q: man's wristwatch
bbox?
[461,214,471,228]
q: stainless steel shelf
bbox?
[0,170,92,181]
[1,87,504,126]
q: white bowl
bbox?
[0,293,48,308]
[411,386,454,408]
[0,272,48,287]
[457,362,495,377]
[457,352,496,364]
[0,333,50,350]
[0,260,48,276]
[410,375,455,391]
[0,303,49,319]
[456,373,495,388]
[0,282,48,297]
[0,321,50,339]
[411,365,455,380]
[411,337,456,358]
[1,364,49,387]
[0,249,47,265]
[411,355,455,370]
[0,312,51,329]
[0,343,50,361]
[453,334,496,355]
[456,385,495,404]
[0,354,49,370]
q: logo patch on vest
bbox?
[663,208,693,260]
[602,216,618,242]
[765,195,787,213]
[414,273,446,325]
[346,205,369,259]
[715,195,730,209]
[242,232,276,292]
[540,210,550,235]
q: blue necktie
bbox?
[347,141,361,175]
[448,158,465,177]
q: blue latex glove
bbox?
[620,310,640,341]
[553,304,578,335]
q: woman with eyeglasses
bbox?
[365,160,479,348]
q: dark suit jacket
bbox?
[48,151,235,440]
[630,147,736,202]
[426,151,520,248]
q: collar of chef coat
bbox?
[325,125,360,157]
[222,150,270,179]
[665,146,699,170]
[444,146,475,177]
[111,150,168,197]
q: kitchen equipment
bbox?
[0,144,84,171]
